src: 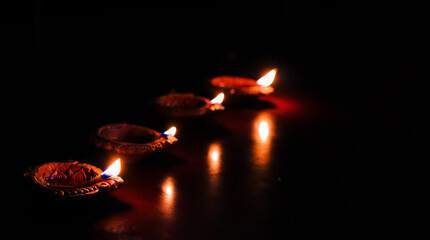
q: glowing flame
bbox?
[259,121,269,142]
[102,158,121,178]
[163,126,177,138]
[210,93,225,105]
[257,68,277,87]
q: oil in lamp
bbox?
[25,158,123,197]
[94,123,178,155]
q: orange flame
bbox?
[257,68,277,87]
[102,158,121,177]
[210,93,225,105]
[163,126,177,138]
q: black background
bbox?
[2,1,425,239]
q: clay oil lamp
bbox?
[210,68,277,97]
[94,124,178,155]
[155,92,224,117]
[25,159,123,197]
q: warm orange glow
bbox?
[210,93,225,105]
[253,113,274,168]
[207,143,222,194]
[211,151,219,161]
[102,158,121,177]
[163,126,177,138]
[164,182,173,197]
[257,68,277,87]
[161,176,175,218]
[208,143,221,176]
[162,177,175,198]
[259,121,269,142]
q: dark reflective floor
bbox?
[14,79,417,239]
[7,2,423,239]
[19,92,329,240]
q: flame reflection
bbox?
[258,121,269,142]
[207,142,222,194]
[160,176,175,218]
[253,113,274,168]
[208,143,222,176]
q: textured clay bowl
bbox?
[26,161,124,197]
[94,123,178,155]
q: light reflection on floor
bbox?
[253,112,274,170]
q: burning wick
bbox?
[209,92,225,111]
[73,158,121,187]
[210,93,225,105]
[257,68,277,87]
[162,126,177,139]
[101,158,121,178]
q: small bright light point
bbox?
[163,126,177,137]
[257,68,277,87]
[102,158,121,178]
[210,93,225,105]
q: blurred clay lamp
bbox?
[94,124,178,155]
[210,68,277,96]
[25,158,123,197]
[155,92,225,117]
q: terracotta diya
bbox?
[25,159,123,197]
[155,92,224,117]
[94,123,178,155]
[210,68,277,96]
